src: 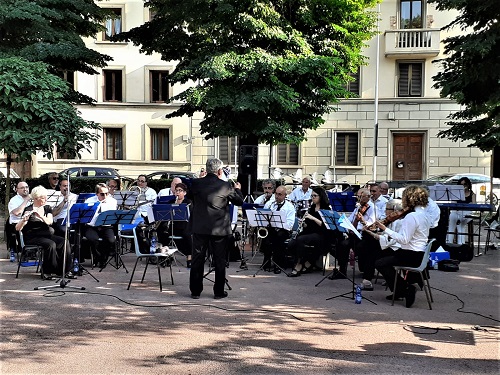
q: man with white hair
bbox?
[158,177,182,198]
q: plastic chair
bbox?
[392,238,435,310]
[16,231,44,279]
[127,226,175,292]
[118,216,144,254]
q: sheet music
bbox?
[318,210,346,232]
[338,213,361,239]
[46,189,62,207]
[246,209,269,227]
[114,190,139,206]
[255,208,287,229]
[428,184,465,202]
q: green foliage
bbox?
[0,0,113,105]
[117,0,378,144]
[0,57,101,161]
[430,0,500,151]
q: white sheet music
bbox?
[429,184,465,202]
[338,213,362,239]
[246,209,286,229]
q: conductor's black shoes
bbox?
[214,291,228,300]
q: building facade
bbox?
[20,0,491,183]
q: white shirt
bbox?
[254,193,275,205]
[372,195,388,221]
[348,201,376,231]
[264,199,296,231]
[379,219,403,250]
[425,197,440,228]
[157,188,173,198]
[85,195,118,226]
[288,187,312,203]
[383,206,430,252]
[8,194,30,223]
[53,192,79,221]
[137,187,157,214]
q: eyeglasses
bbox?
[138,180,146,183]
[107,185,117,189]
[51,177,59,180]
[98,192,108,196]
[175,189,185,193]
[311,194,319,198]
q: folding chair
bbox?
[16,231,44,279]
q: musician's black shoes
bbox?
[273,267,281,274]
[405,285,417,308]
[214,291,228,299]
[191,294,200,299]
[289,269,301,277]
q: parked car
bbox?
[58,167,134,184]
[145,171,198,180]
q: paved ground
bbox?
[1,238,499,374]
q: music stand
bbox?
[64,202,100,282]
[327,192,356,212]
[429,184,465,202]
[76,193,95,203]
[156,195,175,204]
[114,190,139,209]
[95,209,138,272]
[250,209,290,277]
[237,203,265,269]
[148,204,189,267]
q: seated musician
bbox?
[135,175,157,222]
[254,179,276,205]
[330,188,376,284]
[158,182,193,268]
[288,176,312,203]
[106,179,119,196]
[15,186,72,278]
[447,177,476,245]
[260,186,296,273]
[362,201,405,253]
[7,181,32,254]
[289,187,334,276]
[158,177,182,199]
[84,183,118,268]
[52,178,78,237]
[374,185,431,308]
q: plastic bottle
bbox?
[73,258,79,274]
[10,249,16,262]
[150,232,157,254]
[355,285,362,304]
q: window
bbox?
[219,136,238,164]
[55,70,75,90]
[150,71,169,103]
[151,128,169,160]
[103,8,122,41]
[104,128,123,160]
[398,62,423,97]
[335,132,359,166]
[277,143,299,165]
[103,69,123,102]
[56,145,76,160]
[345,69,360,96]
[400,0,423,29]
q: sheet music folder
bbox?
[64,202,99,225]
[147,204,190,223]
[94,209,138,226]
[319,210,347,232]
[327,192,356,212]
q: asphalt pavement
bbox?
[1,239,499,374]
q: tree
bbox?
[117,0,378,144]
[430,0,500,151]
[0,0,113,105]
[0,57,100,208]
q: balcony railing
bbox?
[384,29,441,58]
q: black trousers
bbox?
[356,233,382,281]
[261,228,290,268]
[84,226,116,264]
[190,233,227,296]
[288,232,324,265]
[25,234,71,275]
[375,249,424,297]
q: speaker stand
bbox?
[244,174,254,203]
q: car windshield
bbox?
[427,174,454,182]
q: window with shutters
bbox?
[277,143,299,165]
[345,69,360,96]
[103,69,123,102]
[151,128,170,160]
[104,128,123,160]
[218,136,238,164]
[398,62,423,97]
[335,132,359,166]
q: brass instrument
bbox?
[257,226,269,239]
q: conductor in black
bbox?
[189,158,244,299]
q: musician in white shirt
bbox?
[52,178,78,236]
[135,175,157,219]
[254,179,276,205]
[369,184,388,221]
[288,176,312,203]
[260,186,296,273]
[158,177,182,199]
[84,183,117,268]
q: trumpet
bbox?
[257,227,269,239]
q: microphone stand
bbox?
[34,174,85,291]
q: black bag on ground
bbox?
[444,243,474,262]
[438,259,460,272]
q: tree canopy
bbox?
[430,0,500,151]
[117,0,378,144]
[0,0,112,105]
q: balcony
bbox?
[384,29,441,58]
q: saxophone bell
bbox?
[257,227,268,239]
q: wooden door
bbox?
[392,133,423,180]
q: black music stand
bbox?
[429,184,465,202]
[150,204,189,267]
[327,192,356,212]
[66,202,100,282]
[114,191,139,209]
[76,193,95,203]
[251,209,290,277]
[237,203,265,270]
[156,195,175,204]
[95,209,138,272]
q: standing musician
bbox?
[254,179,276,205]
[188,158,243,299]
[135,174,157,221]
[288,187,334,277]
[379,181,392,201]
[446,176,476,245]
[52,178,78,237]
[330,188,376,281]
[260,185,296,274]
[374,185,431,308]
[370,184,388,221]
[158,182,193,268]
[15,186,72,278]
[84,183,118,268]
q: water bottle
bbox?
[150,232,157,254]
[355,285,362,304]
[349,249,355,268]
[73,258,79,274]
[10,249,16,262]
